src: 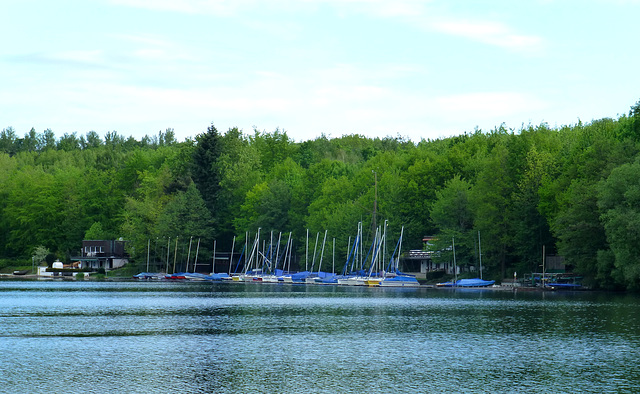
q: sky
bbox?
[2,0,640,143]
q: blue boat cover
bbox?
[456,278,495,287]
[385,276,418,282]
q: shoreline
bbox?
[0,274,575,292]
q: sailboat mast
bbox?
[285,232,292,273]
[542,244,546,288]
[166,237,171,274]
[193,238,201,273]
[383,220,387,273]
[310,232,319,273]
[245,231,248,274]
[269,231,273,271]
[478,231,483,280]
[275,232,282,271]
[287,234,293,273]
[172,237,178,274]
[453,237,457,286]
[317,230,328,275]
[146,239,150,272]
[397,226,404,273]
[186,236,193,273]
[332,237,335,275]
[207,239,212,274]
[359,222,363,272]
[372,170,377,241]
[229,236,235,275]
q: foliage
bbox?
[597,160,640,290]
[2,100,640,289]
[192,124,222,218]
[84,222,110,240]
[32,245,50,265]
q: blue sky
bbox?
[2,0,639,143]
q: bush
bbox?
[426,270,446,281]
[0,259,30,273]
[76,272,84,280]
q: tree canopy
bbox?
[3,100,640,290]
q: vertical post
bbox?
[173,237,178,274]
[383,220,387,273]
[317,230,328,275]
[256,228,261,273]
[372,170,377,240]
[146,239,150,272]
[269,231,273,271]
[478,231,483,280]
[397,226,404,273]
[359,222,363,271]
[166,237,171,274]
[452,237,457,286]
[287,233,293,273]
[310,232,318,273]
[194,238,201,273]
[186,236,193,273]
[542,244,546,289]
[245,232,248,273]
[332,237,335,275]
[306,229,309,272]
[211,239,216,274]
[229,236,236,275]
[276,232,283,272]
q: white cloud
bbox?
[107,0,542,54]
[431,19,544,54]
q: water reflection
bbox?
[1,281,639,392]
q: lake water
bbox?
[1,281,639,393]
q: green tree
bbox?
[192,124,222,219]
[233,180,292,234]
[511,145,556,274]
[57,132,80,151]
[470,137,516,279]
[597,159,640,290]
[430,175,476,270]
[0,127,18,155]
[32,245,50,265]
[42,129,56,150]
[85,131,102,148]
[553,179,607,288]
[85,222,110,240]
[155,183,214,245]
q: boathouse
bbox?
[405,236,460,275]
[71,239,129,271]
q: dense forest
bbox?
[2,100,640,290]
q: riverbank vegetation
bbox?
[2,99,640,290]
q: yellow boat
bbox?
[365,278,382,287]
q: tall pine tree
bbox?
[192,124,222,226]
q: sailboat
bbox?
[379,226,420,287]
[337,222,369,286]
[436,232,494,288]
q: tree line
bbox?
[2,100,640,290]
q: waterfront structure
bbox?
[71,239,129,271]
